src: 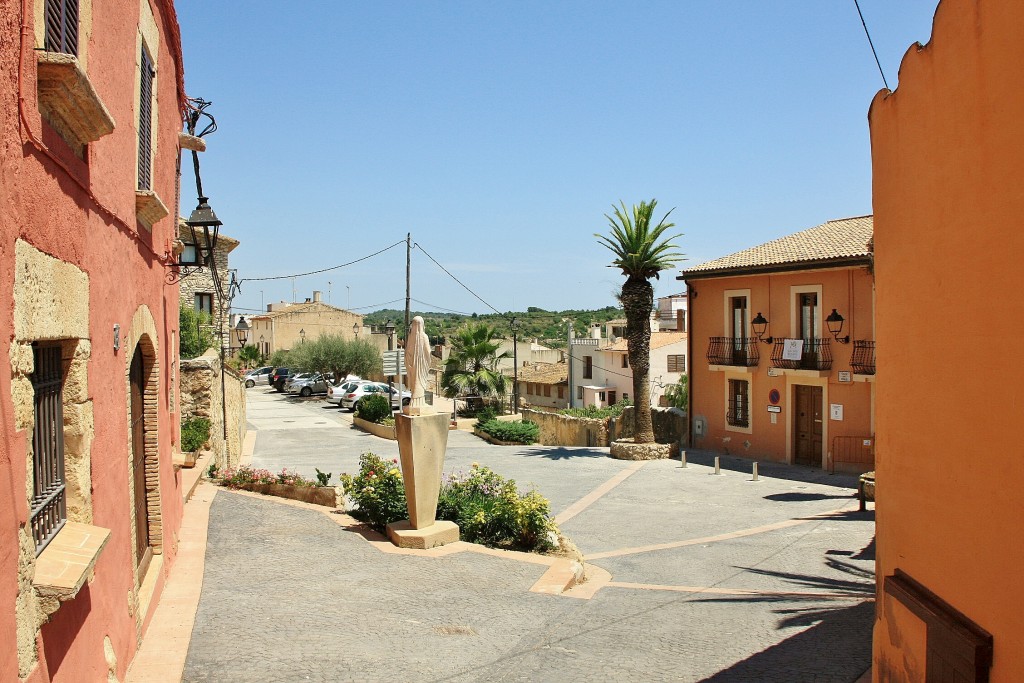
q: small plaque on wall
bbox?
[767,367,781,377]
[830,403,844,421]
[838,371,852,383]
[767,405,781,414]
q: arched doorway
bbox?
[130,343,152,581]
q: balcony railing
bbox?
[851,340,876,375]
[707,337,759,367]
[770,338,833,371]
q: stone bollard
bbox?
[752,462,759,481]
[680,451,688,468]
[714,456,721,475]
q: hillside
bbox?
[362,306,624,348]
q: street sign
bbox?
[382,350,406,376]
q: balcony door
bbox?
[794,384,823,467]
[730,296,748,364]
[799,293,818,369]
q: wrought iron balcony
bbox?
[851,340,876,375]
[770,338,833,371]
[707,337,760,367]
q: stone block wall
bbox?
[180,350,246,469]
[610,406,688,445]
[521,409,608,447]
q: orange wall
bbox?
[689,266,874,468]
[870,0,1024,680]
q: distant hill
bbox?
[362,306,624,349]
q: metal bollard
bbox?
[714,456,721,475]
[752,462,759,481]
[680,451,688,468]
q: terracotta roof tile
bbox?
[682,215,873,277]
[515,362,568,385]
[601,332,686,352]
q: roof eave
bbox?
[678,255,872,281]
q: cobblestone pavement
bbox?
[182,389,875,682]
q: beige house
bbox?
[250,292,364,356]
[517,362,570,410]
[177,219,239,350]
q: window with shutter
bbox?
[138,46,155,191]
[45,0,79,56]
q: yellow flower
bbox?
[388,468,400,476]
[471,462,479,468]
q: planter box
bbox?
[232,482,339,508]
[353,416,397,440]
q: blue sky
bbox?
[175,1,938,317]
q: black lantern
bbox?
[236,316,250,345]
[184,196,222,267]
[751,312,773,344]
[353,322,360,338]
[299,328,306,344]
[384,319,396,350]
[826,308,850,344]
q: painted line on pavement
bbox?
[584,504,859,561]
[554,460,646,526]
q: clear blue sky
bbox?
[175,1,938,318]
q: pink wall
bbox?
[0,0,186,680]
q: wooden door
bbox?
[130,346,151,580]
[794,385,823,466]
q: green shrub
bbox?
[315,468,332,486]
[356,394,392,423]
[437,463,557,552]
[559,398,633,420]
[181,417,211,453]
[339,453,407,529]
[478,419,539,445]
[474,405,499,426]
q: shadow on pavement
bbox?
[515,447,611,460]
[698,600,874,682]
[763,491,852,503]
[683,449,863,489]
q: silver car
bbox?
[243,366,273,388]
[282,372,313,394]
[326,379,367,406]
[288,373,331,397]
[340,383,411,412]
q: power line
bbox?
[412,242,506,318]
[853,0,890,90]
[239,239,406,283]
[410,298,474,316]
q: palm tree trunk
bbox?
[621,275,655,443]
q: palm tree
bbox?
[595,199,683,444]
[441,322,512,404]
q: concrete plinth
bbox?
[386,520,460,549]
[396,412,450,529]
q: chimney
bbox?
[677,309,685,332]
[304,297,311,303]
[313,290,322,303]
[590,324,601,340]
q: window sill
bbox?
[36,52,116,147]
[135,190,169,227]
[33,522,111,616]
[766,367,830,379]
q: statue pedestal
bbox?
[391,412,458,546]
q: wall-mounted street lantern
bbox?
[236,316,250,346]
[353,322,360,338]
[826,308,850,344]
[299,328,306,344]
[751,312,773,344]
[384,319,396,351]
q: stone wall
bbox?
[610,406,688,445]
[180,350,246,469]
[521,409,608,447]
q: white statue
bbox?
[405,316,432,414]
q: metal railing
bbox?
[707,337,760,367]
[726,398,749,427]
[851,340,876,375]
[30,345,67,554]
[770,338,833,371]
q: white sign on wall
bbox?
[782,339,804,361]
[830,403,844,421]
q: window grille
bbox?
[45,0,79,55]
[30,344,67,554]
[727,378,749,427]
[138,46,155,190]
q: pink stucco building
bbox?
[0,0,189,679]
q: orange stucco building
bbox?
[869,0,1022,680]
[681,217,875,471]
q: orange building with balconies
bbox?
[869,0,1021,680]
[680,217,875,471]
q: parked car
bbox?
[288,373,331,397]
[326,378,367,406]
[283,372,314,394]
[243,366,273,388]
[340,382,411,412]
[269,367,293,391]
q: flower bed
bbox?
[340,453,559,553]
[353,416,397,440]
[211,465,339,507]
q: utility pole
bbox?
[511,317,519,415]
[404,232,411,342]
